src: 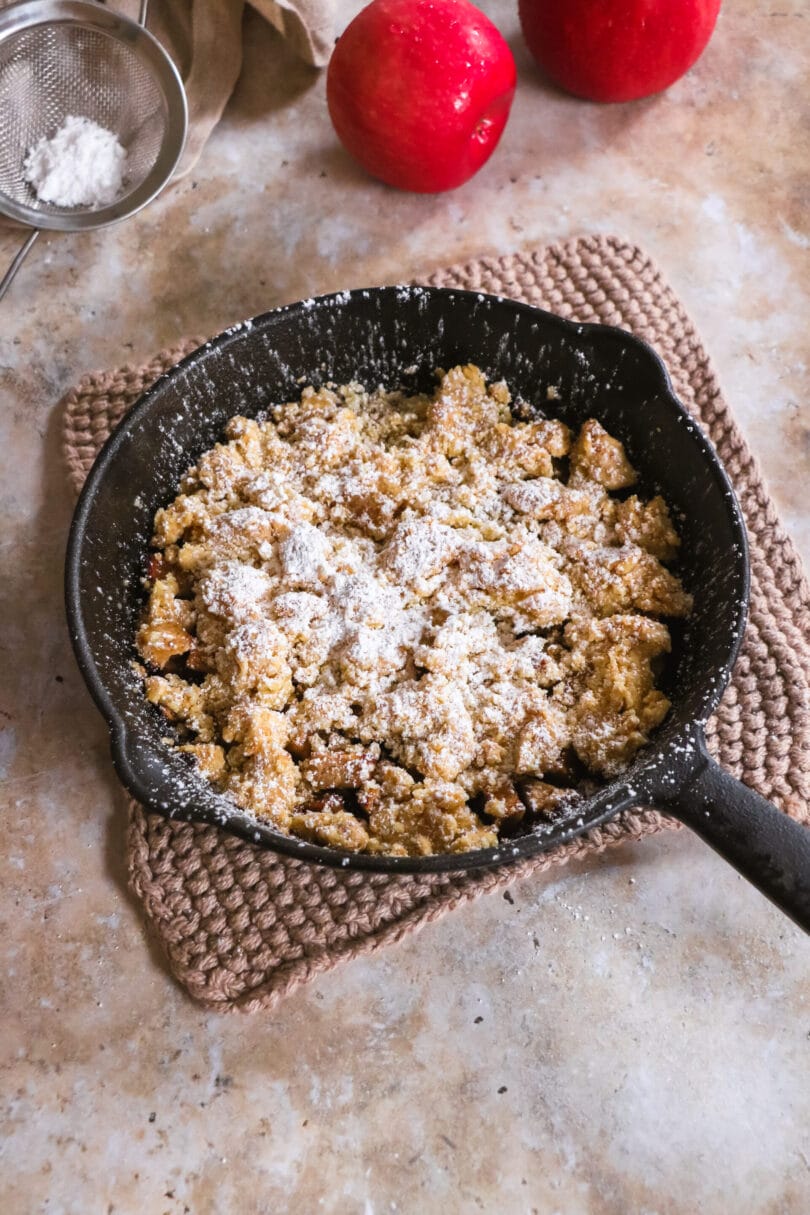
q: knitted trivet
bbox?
[62,235,810,1012]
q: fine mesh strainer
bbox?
[0,0,187,298]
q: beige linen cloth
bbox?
[116,0,336,174]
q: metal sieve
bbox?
[0,0,187,298]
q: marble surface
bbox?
[2,1,809,1211]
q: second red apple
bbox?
[518,0,723,103]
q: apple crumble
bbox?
[136,365,692,856]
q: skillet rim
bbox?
[65,285,751,874]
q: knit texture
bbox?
[62,235,810,1012]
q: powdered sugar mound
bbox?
[199,562,273,622]
[272,591,327,635]
[279,521,332,587]
[381,516,461,595]
[24,115,127,209]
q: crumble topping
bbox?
[136,365,691,856]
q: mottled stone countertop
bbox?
[2,1,809,1211]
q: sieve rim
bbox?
[0,0,188,231]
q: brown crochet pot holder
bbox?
[62,235,810,1012]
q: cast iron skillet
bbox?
[65,287,810,931]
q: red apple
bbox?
[518,0,723,103]
[326,0,517,193]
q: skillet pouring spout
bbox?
[661,734,810,933]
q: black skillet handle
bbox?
[663,748,810,933]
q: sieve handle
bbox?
[0,229,40,303]
[139,0,149,26]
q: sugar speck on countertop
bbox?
[23,115,127,208]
